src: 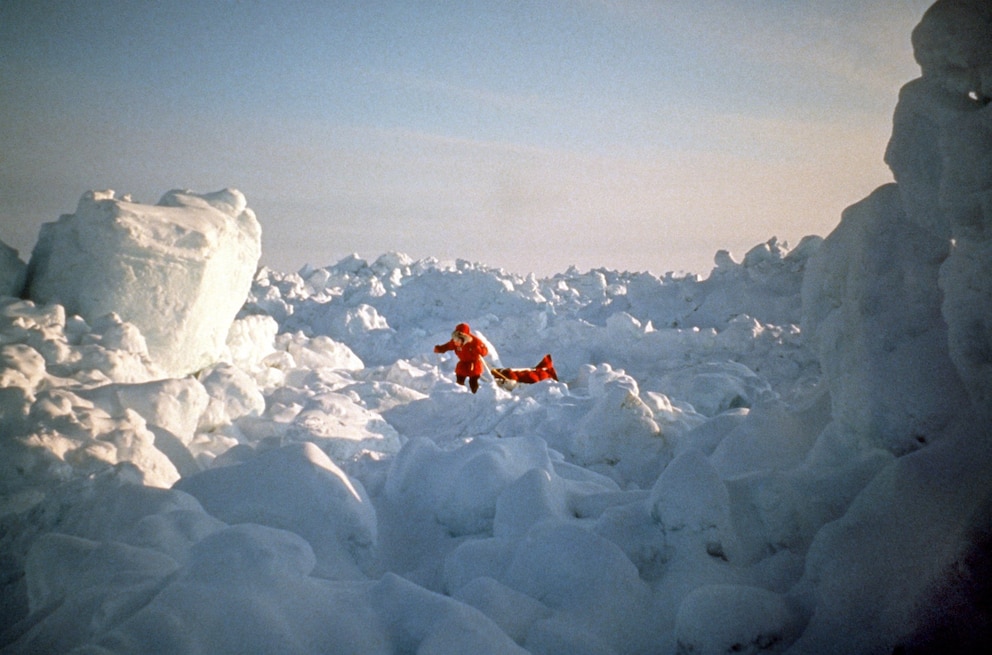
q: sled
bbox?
[490,354,558,389]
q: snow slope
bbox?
[1,1,990,653]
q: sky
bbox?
[0,0,933,278]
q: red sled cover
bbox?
[492,354,558,384]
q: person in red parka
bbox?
[434,323,489,393]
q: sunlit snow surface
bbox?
[0,241,831,655]
[2,1,992,653]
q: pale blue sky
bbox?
[1,1,932,276]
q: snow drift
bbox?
[1,1,991,653]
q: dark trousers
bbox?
[456,375,480,393]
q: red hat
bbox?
[454,323,471,335]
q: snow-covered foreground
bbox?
[2,2,991,653]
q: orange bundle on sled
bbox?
[491,354,558,387]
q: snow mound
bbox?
[801,184,968,453]
[175,442,377,580]
[674,584,800,655]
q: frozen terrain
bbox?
[1,1,991,653]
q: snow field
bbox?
[3,2,992,652]
[1,244,849,654]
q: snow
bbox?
[24,188,261,378]
[0,242,25,299]
[1,1,991,653]
[800,183,968,454]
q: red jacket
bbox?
[435,336,489,377]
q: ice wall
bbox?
[0,241,26,298]
[25,189,262,377]
[803,0,992,449]
[887,0,992,422]
[791,2,992,651]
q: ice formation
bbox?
[25,188,261,377]
[0,242,25,298]
[887,0,992,420]
[792,1,992,651]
